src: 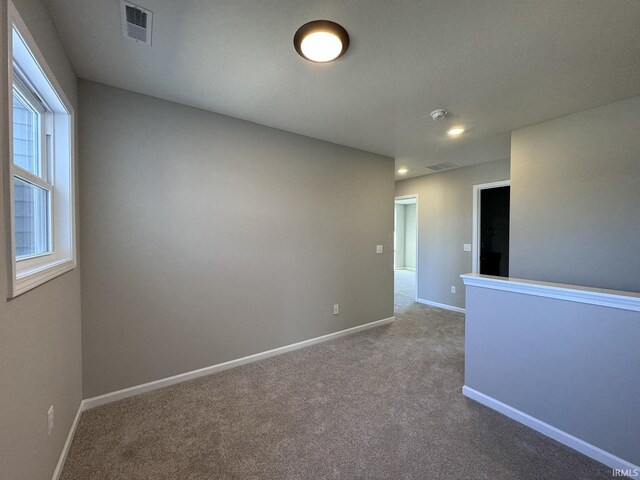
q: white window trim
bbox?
[5,1,76,298]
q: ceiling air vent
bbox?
[426,162,457,172]
[121,1,153,46]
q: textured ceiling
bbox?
[45,0,640,179]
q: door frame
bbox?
[472,180,510,274]
[394,194,419,300]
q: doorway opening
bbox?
[472,181,510,277]
[394,195,418,305]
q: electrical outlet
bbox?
[376,245,383,254]
[450,286,456,294]
[333,304,339,315]
[47,405,54,436]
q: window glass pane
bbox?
[12,91,40,176]
[13,176,49,258]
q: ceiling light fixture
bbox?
[447,127,465,136]
[397,168,409,174]
[294,20,350,63]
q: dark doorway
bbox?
[480,186,510,277]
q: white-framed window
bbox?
[6,2,76,297]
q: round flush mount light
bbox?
[294,20,350,63]
[447,127,465,136]
[397,168,409,175]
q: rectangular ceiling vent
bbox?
[426,162,457,172]
[121,1,153,46]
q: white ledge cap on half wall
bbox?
[460,273,640,312]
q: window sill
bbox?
[12,258,76,298]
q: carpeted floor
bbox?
[61,272,611,479]
[393,268,415,307]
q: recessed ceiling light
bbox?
[294,20,350,63]
[447,127,465,136]
[397,168,409,174]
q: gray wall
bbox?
[395,159,510,309]
[510,95,640,292]
[465,284,640,465]
[79,80,395,398]
[0,1,82,479]
[404,204,416,269]
[394,204,406,269]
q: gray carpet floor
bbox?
[61,271,611,479]
[393,269,415,304]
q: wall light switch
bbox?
[463,244,472,252]
[376,245,383,254]
[333,304,339,315]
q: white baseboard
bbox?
[51,401,83,480]
[416,297,465,313]
[82,316,395,411]
[462,386,639,473]
[52,316,395,478]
